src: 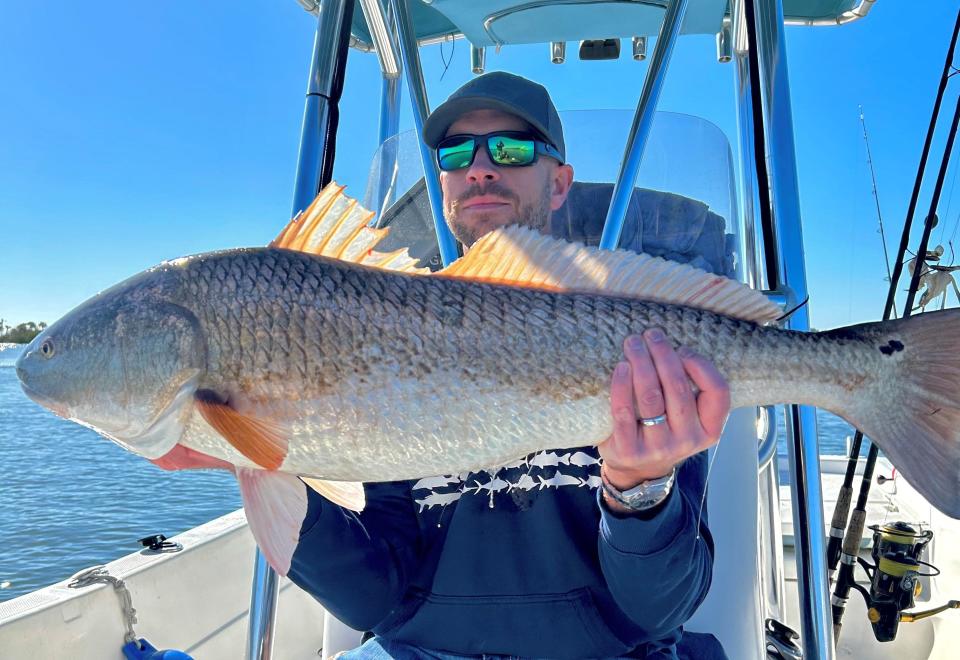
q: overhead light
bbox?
[579,39,620,61]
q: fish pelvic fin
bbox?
[195,390,288,470]
[440,225,782,324]
[271,182,429,274]
[836,309,960,518]
[301,477,366,512]
[236,467,307,576]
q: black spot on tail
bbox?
[879,339,905,356]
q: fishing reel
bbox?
[852,522,959,642]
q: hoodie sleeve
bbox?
[287,480,422,632]
[597,451,714,637]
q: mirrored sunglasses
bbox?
[436,131,563,172]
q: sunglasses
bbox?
[436,131,564,172]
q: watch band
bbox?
[600,465,677,512]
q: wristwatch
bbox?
[600,466,677,512]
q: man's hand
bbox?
[599,328,730,506]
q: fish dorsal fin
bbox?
[271,182,429,274]
[440,225,782,324]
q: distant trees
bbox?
[0,320,47,344]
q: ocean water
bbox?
[0,343,865,604]
[0,344,241,602]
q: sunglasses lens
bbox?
[488,135,535,166]
[437,137,476,171]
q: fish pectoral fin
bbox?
[236,467,307,576]
[300,477,366,512]
[440,224,782,324]
[271,182,429,274]
[195,390,288,470]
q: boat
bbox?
[2,1,959,658]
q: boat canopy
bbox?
[295,0,874,49]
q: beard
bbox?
[446,180,552,247]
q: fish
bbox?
[14,183,960,574]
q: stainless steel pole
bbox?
[730,3,763,292]
[732,0,785,623]
[246,550,281,660]
[598,0,688,251]
[389,0,460,266]
[290,0,352,217]
[250,3,352,657]
[374,76,403,220]
[749,0,835,657]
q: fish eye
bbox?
[39,339,55,359]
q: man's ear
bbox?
[549,163,575,211]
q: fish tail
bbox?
[836,309,960,517]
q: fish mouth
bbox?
[19,382,69,418]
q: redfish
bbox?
[16,184,960,574]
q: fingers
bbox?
[640,329,698,440]
[606,360,639,454]
[622,334,671,459]
[601,330,729,483]
[679,346,731,439]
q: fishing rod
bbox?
[859,105,896,293]
[830,9,960,645]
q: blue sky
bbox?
[2,1,959,331]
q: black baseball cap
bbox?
[423,72,566,163]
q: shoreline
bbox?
[0,343,23,351]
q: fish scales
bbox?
[154,248,874,481]
[17,232,960,518]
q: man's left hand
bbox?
[599,328,730,496]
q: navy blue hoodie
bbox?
[289,447,714,658]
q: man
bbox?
[288,72,729,659]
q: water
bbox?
[0,343,866,604]
[0,344,241,602]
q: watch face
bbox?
[622,488,668,510]
[606,468,676,511]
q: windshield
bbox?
[363,110,743,279]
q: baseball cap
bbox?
[422,72,565,162]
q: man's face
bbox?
[439,109,570,247]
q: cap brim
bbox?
[422,95,554,151]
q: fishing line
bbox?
[937,157,959,245]
[695,431,722,543]
[775,296,810,323]
[439,38,456,82]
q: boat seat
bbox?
[373,178,737,277]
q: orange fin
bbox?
[440,225,782,324]
[236,467,307,576]
[195,390,288,470]
[271,182,429,274]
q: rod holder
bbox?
[717,22,733,63]
[470,45,485,74]
[550,41,566,64]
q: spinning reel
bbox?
[847,522,959,642]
